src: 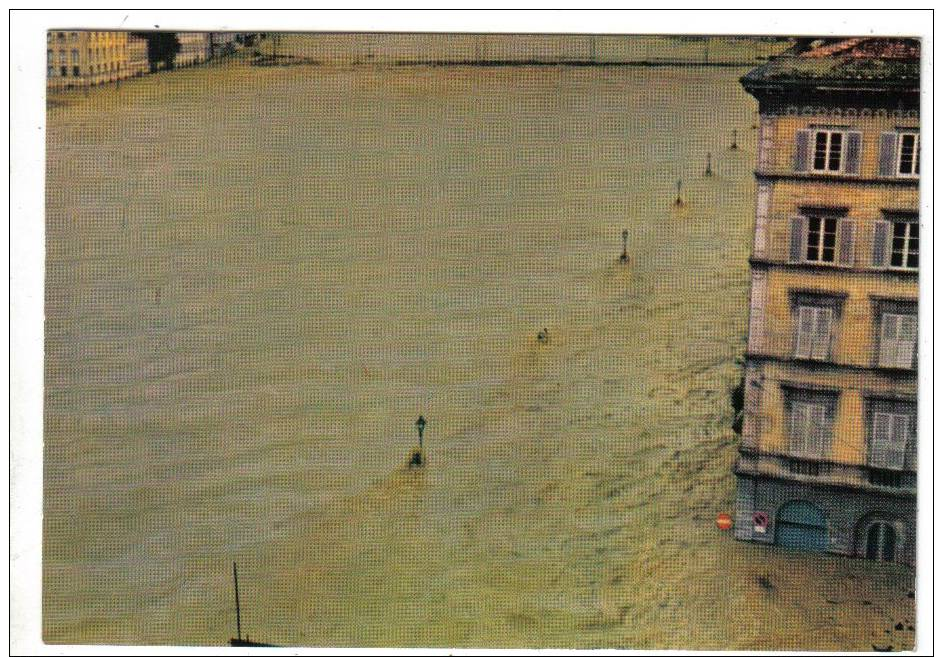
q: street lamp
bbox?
[415,415,426,451]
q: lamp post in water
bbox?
[415,415,427,451]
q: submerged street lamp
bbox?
[415,415,426,451]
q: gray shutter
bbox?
[878,313,899,367]
[872,220,890,267]
[898,314,917,368]
[888,414,909,470]
[816,404,832,458]
[794,129,812,172]
[844,131,862,174]
[811,307,833,360]
[753,182,772,257]
[838,218,855,265]
[794,306,815,359]
[747,271,767,353]
[878,132,898,177]
[758,117,774,170]
[871,412,892,468]
[789,215,807,262]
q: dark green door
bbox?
[775,501,828,552]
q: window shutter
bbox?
[871,412,893,468]
[838,219,855,266]
[758,117,774,170]
[753,182,772,257]
[878,313,900,367]
[794,306,815,359]
[817,403,833,458]
[790,405,803,454]
[844,131,862,174]
[811,307,833,360]
[747,271,767,353]
[898,314,917,368]
[887,414,909,470]
[872,220,890,267]
[789,215,807,262]
[878,132,898,177]
[794,129,812,172]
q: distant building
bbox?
[127,34,149,77]
[735,38,919,564]
[176,32,210,67]
[46,30,139,90]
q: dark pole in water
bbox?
[415,415,426,451]
[232,562,242,643]
[620,228,629,263]
[705,152,713,177]
[675,179,683,206]
[730,129,739,150]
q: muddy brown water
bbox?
[44,51,914,649]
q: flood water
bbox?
[44,45,915,649]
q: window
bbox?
[793,297,837,361]
[865,522,897,561]
[878,311,917,369]
[786,390,836,460]
[57,32,64,40]
[890,221,918,269]
[868,402,915,471]
[47,49,53,64]
[813,130,844,172]
[47,65,54,77]
[788,459,821,477]
[60,66,67,77]
[897,132,919,176]
[71,49,79,64]
[806,215,837,263]
[72,66,80,77]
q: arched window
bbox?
[865,522,897,562]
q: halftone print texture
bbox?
[44,33,917,650]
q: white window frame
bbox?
[869,411,911,470]
[811,129,846,174]
[878,312,917,369]
[896,132,920,177]
[805,215,838,263]
[889,221,919,270]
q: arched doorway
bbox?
[865,521,897,562]
[775,500,828,552]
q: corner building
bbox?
[734,38,919,565]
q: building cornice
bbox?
[754,171,920,187]
[743,351,918,382]
[748,256,920,280]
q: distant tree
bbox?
[132,32,180,72]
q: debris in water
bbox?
[537,328,549,344]
[756,575,774,591]
[895,622,904,631]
